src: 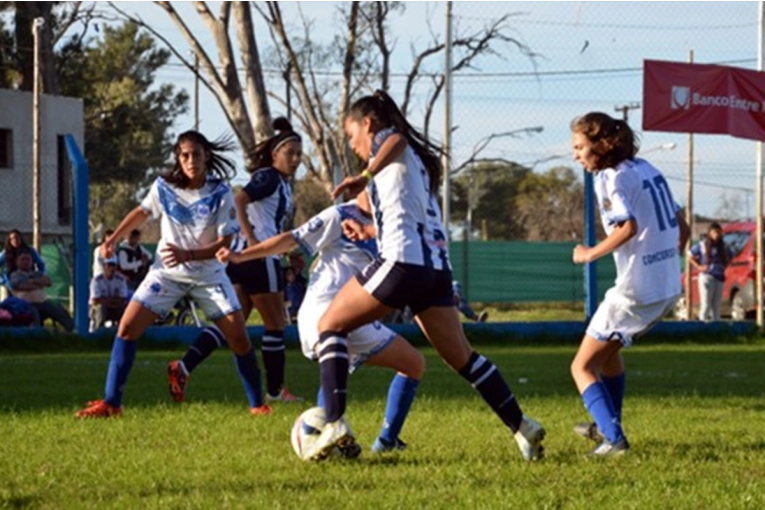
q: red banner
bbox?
[643,60,765,141]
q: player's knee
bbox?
[408,350,425,380]
[227,333,252,356]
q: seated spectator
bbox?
[0,295,36,327]
[89,256,128,330]
[9,251,74,332]
[0,229,46,289]
[92,229,115,278]
[452,280,488,322]
[284,266,306,324]
[117,228,153,291]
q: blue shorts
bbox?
[226,257,284,296]
[356,259,453,315]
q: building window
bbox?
[57,135,72,225]
[0,129,12,169]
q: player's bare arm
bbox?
[573,219,637,264]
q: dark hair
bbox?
[570,112,640,170]
[346,90,444,195]
[247,117,302,173]
[164,130,237,188]
[705,222,728,266]
[129,229,141,238]
[3,229,30,275]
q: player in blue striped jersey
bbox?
[570,112,690,456]
[305,90,546,462]
[168,118,302,405]
[217,193,424,456]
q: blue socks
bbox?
[458,351,523,432]
[262,330,286,397]
[602,373,626,421]
[182,326,226,373]
[379,374,419,444]
[318,331,349,423]
[234,347,264,408]
[104,337,137,408]
[582,381,625,443]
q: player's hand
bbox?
[216,247,232,264]
[572,244,591,264]
[100,241,115,260]
[160,243,187,268]
[342,219,368,241]
[332,175,368,201]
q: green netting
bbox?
[449,241,617,303]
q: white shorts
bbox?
[586,288,679,348]
[297,295,396,373]
[131,269,241,321]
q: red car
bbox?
[675,221,759,320]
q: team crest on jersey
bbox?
[602,199,612,211]
[307,217,324,233]
[195,203,211,219]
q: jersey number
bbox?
[642,176,677,231]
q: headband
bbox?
[271,131,302,153]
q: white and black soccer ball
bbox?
[291,406,329,460]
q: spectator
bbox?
[117,228,153,291]
[89,256,129,330]
[452,280,488,322]
[688,222,733,322]
[284,266,306,324]
[93,229,115,278]
[0,229,46,288]
[9,251,74,332]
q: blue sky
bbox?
[107,1,761,219]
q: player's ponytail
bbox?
[348,90,446,196]
[248,117,302,173]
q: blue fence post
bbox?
[64,135,89,335]
[584,170,597,320]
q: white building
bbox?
[0,89,84,241]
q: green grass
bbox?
[2,341,765,509]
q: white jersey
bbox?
[595,158,681,304]
[92,245,104,277]
[241,167,294,263]
[140,176,239,283]
[89,273,128,303]
[367,128,450,270]
[291,201,377,307]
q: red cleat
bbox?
[75,399,123,419]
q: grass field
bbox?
[2,337,765,509]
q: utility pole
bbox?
[614,101,641,123]
[193,53,200,130]
[32,17,44,251]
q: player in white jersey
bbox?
[167,117,302,405]
[570,112,690,456]
[76,131,271,418]
[304,90,546,462]
[216,194,425,456]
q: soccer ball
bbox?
[291,406,331,460]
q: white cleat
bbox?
[305,418,359,461]
[514,416,546,461]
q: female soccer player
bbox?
[306,90,546,462]
[168,118,302,404]
[217,192,424,456]
[76,131,271,418]
[570,112,690,456]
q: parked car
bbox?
[675,221,759,320]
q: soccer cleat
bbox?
[75,399,122,419]
[167,360,189,403]
[370,437,407,454]
[588,438,630,458]
[265,387,303,403]
[250,405,273,416]
[477,310,489,322]
[574,421,604,443]
[306,419,359,461]
[513,416,546,461]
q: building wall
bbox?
[0,89,84,241]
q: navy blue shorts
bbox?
[226,257,284,296]
[356,259,453,315]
